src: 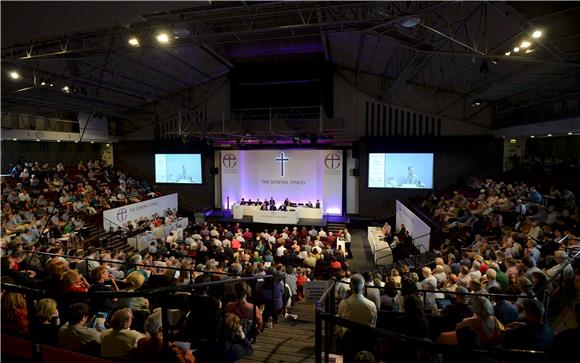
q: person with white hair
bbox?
[337,274,377,338]
[420,267,437,290]
[546,250,574,295]
[455,297,502,347]
[134,309,195,363]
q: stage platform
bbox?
[204,209,349,228]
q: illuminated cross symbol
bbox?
[275,152,289,177]
[325,153,341,169]
[223,154,237,168]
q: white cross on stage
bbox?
[275,152,289,176]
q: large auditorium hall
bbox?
[1,1,579,363]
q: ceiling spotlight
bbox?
[505,51,511,56]
[400,17,421,28]
[75,140,79,143]
[547,134,552,137]
[513,47,520,53]
[532,30,542,39]
[531,135,535,138]
[525,49,535,54]
[62,85,70,92]
[520,40,531,49]
[491,59,499,65]
[12,138,17,141]
[40,81,46,86]
[57,140,61,142]
[509,139,517,143]
[472,100,482,107]
[49,83,54,87]
[36,139,40,142]
[156,32,170,44]
[90,141,95,144]
[568,132,573,135]
[106,143,110,147]
[128,37,140,46]
[9,71,20,80]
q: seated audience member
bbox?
[439,286,473,331]
[394,294,430,339]
[117,271,150,312]
[442,297,502,348]
[100,308,145,361]
[226,281,264,334]
[196,313,254,363]
[503,298,555,351]
[438,296,503,348]
[35,298,60,346]
[134,309,195,363]
[488,286,518,325]
[187,274,221,347]
[1,291,29,336]
[58,303,101,355]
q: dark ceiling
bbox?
[1,1,579,130]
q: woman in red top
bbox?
[225,282,264,333]
[61,270,90,292]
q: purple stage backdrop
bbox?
[220,150,343,215]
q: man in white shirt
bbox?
[546,250,574,293]
[420,267,438,290]
[276,243,287,257]
[337,274,377,338]
[318,228,327,239]
[100,308,144,361]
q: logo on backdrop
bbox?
[275,152,290,177]
[117,208,128,222]
[222,153,237,168]
[324,153,341,169]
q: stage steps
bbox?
[327,222,346,234]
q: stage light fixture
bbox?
[520,40,531,49]
[156,32,170,44]
[513,47,520,53]
[12,138,17,141]
[49,83,54,87]
[91,141,95,144]
[547,134,552,137]
[531,135,535,138]
[36,139,40,142]
[568,132,573,135]
[62,85,70,93]
[75,140,79,143]
[106,143,110,147]
[400,17,420,28]
[532,30,542,39]
[525,49,535,54]
[472,100,481,107]
[57,140,61,142]
[505,51,511,56]
[40,81,46,86]
[128,37,140,46]
[9,71,20,80]
[509,139,517,143]
[491,59,498,65]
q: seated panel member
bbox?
[315,199,321,209]
[305,201,313,208]
[284,198,290,207]
[240,198,246,205]
[269,203,277,211]
[247,198,253,205]
[278,204,287,211]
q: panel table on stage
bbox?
[128,231,156,252]
[232,204,261,219]
[253,210,299,224]
[367,227,393,266]
[289,207,323,220]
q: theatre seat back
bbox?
[1,334,115,363]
